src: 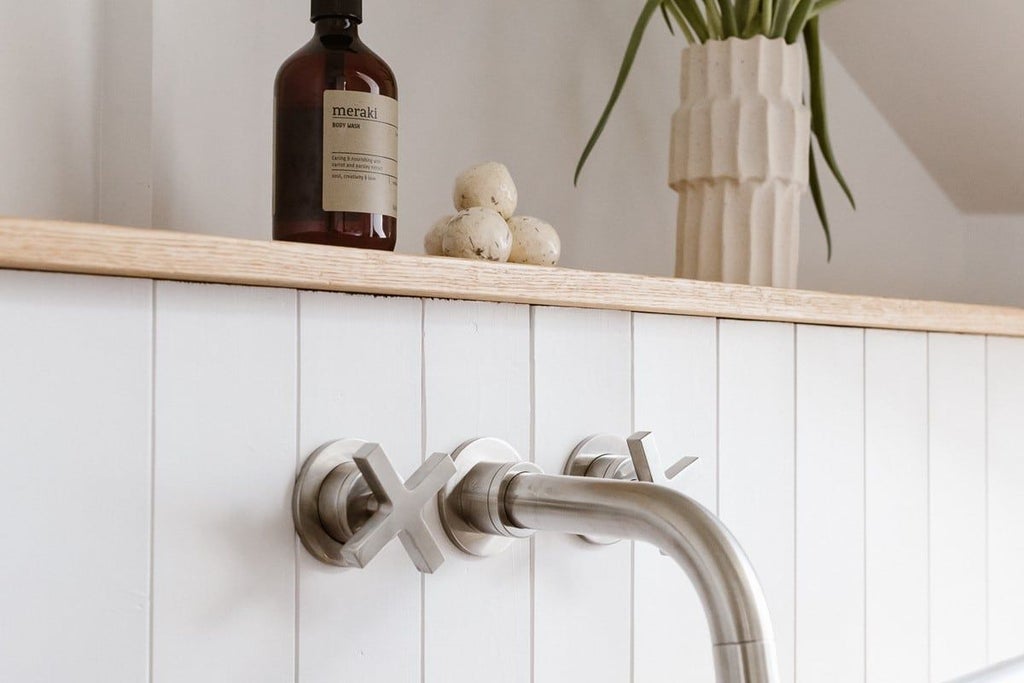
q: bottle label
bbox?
[322,90,398,217]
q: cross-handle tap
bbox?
[293,439,456,574]
[628,431,699,484]
[564,431,699,545]
[566,431,697,484]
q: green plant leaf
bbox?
[785,0,815,43]
[660,2,675,34]
[574,0,662,185]
[704,0,724,39]
[762,0,773,34]
[665,0,698,43]
[718,0,739,37]
[770,0,795,38]
[808,144,833,261]
[671,0,711,43]
[804,18,855,208]
[743,2,761,36]
[735,0,752,34]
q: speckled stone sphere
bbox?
[507,216,561,266]
[452,162,518,219]
[424,215,453,256]
[442,207,512,262]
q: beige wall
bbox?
[796,46,1024,306]
[0,0,1020,306]
[0,1,100,222]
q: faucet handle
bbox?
[565,431,700,546]
[626,431,698,485]
[293,439,456,574]
[345,445,457,573]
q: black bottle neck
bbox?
[314,16,360,37]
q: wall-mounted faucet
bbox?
[437,432,779,683]
[292,439,456,573]
[293,432,779,683]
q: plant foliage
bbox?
[576,0,854,259]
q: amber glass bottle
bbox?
[274,0,397,250]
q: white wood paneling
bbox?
[718,319,796,683]
[422,299,532,683]
[865,330,929,683]
[297,293,423,683]
[152,282,296,682]
[2,263,1021,683]
[987,336,1024,663]
[0,271,152,683]
[532,306,633,683]
[632,314,718,683]
[928,333,987,680]
[795,325,865,683]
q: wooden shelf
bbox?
[2,217,1023,337]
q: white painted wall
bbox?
[2,269,1021,682]
[795,48,1024,307]
[824,0,1024,214]
[0,1,100,222]
[0,1,1021,306]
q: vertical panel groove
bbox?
[629,312,636,683]
[926,337,932,683]
[148,279,157,683]
[292,290,299,683]
[716,319,722,518]
[529,306,537,683]
[792,325,798,681]
[862,329,868,683]
[419,299,427,683]
[629,544,637,683]
[984,337,990,664]
[293,289,301,683]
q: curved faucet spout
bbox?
[502,473,780,683]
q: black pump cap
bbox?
[311,0,362,22]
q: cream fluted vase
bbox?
[669,36,810,288]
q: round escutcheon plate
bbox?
[564,433,630,545]
[292,438,369,567]
[437,437,530,558]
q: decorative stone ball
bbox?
[507,216,561,266]
[442,207,513,262]
[424,215,453,256]
[453,162,518,219]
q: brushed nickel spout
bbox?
[439,433,780,683]
[505,473,778,681]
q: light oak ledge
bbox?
[2,217,1023,337]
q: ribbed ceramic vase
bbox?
[669,36,810,288]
